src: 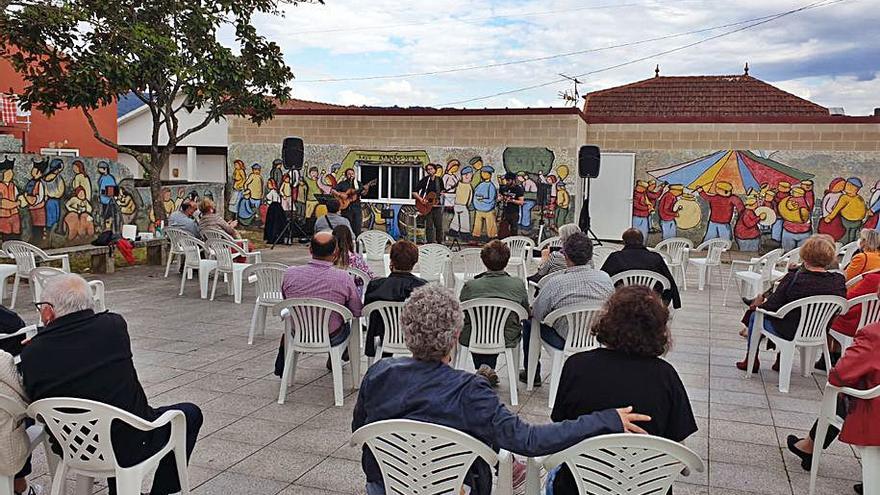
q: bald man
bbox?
[275,231,363,375]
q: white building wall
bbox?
[117,97,228,147]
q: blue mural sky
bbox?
[227,0,880,114]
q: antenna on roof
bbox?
[744,62,750,75]
[655,64,660,77]
[558,73,582,107]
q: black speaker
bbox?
[282,137,304,171]
[578,145,601,178]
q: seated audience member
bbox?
[353,285,651,495]
[528,223,581,283]
[459,241,529,386]
[363,240,426,358]
[550,286,697,495]
[1,350,36,495]
[737,234,846,372]
[332,225,377,289]
[197,197,238,238]
[820,270,880,370]
[19,274,202,495]
[314,198,354,237]
[0,305,27,356]
[168,199,200,238]
[845,229,880,281]
[601,228,682,309]
[274,231,363,375]
[786,320,880,495]
[521,232,614,386]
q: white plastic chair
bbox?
[527,269,560,306]
[839,240,860,270]
[592,245,617,271]
[0,393,57,495]
[525,433,704,495]
[205,239,252,304]
[351,419,512,495]
[536,236,562,252]
[723,248,784,306]
[29,267,106,315]
[275,298,356,406]
[202,228,260,263]
[177,237,217,300]
[809,382,880,495]
[539,304,604,408]
[610,269,672,291]
[356,230,395,262]
[416,244,452,284]
[687,238,730,290]
[777,246,801,271]
[2,241,70,309]
[457,298,528,406]
[830,293,880,356]
[362,300,408,365]
[0,249,17,307]
[28,397,190,495]
[453,248,484,296]
[243,262,287,345]
[745,295,847,393]
[654,238,693,291]
[502,235,535,278]
[162,227,195,278]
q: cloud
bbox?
[336,90,380,106]
[373,80,436,106]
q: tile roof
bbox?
[582,75,830,121]
[275,98,348,110]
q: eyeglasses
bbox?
[34,301,54,312]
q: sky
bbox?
[246,0,880,114]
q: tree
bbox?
[0,0,322,221]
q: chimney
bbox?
[875,108,880,117]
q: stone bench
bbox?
[132,238,168,266]
[45,244,114,274]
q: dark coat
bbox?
[830,322,880,446]
[363,273,427,356]
[601,244,682,309]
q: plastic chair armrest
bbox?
[755,307,782,319]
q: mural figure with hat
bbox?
[657,184,684,239]
[734,195,763,251]
[516,171,538,231]
[0,156,21,236]
[824,177,867,244]
[238,162,264,225]
[64,185,95,241]
[865,180,880,231]
[770,181,791,243]
[23,158,48,239]
[631,180,652,242]
[498,171,525,238]
[42,158,65,233]
[779,185,812,251]
[442,159,460,208]
[97,160,119,231]
[270,158,284,193]
[229,159,246,214]
[818,177,846,240]
[646,179,664,231]
[449,164,473,238]
[698,181,743,242]
[472,164,498,239]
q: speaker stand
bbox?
[582,177,602,246]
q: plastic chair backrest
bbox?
[654,238,693,264]
[502,236,535,260]
[454,248,484,280]
[243,262,287,304]
[544,304,603,354]
[775,296,847,345]
[162,227,192,254]
[757,248,783,280]
[351,419,502,495]
[205,238,245,271]
[542,433,704,495]
[178,236,207,269]
[849,293,880,330]
[202,228,237,243]
[779,246,801,269]
[610,270,671,291]
[460,298,528,353]
[840,240,860,269]
[536,236,562,252]
[356,231,394,261]
[30,266,65,302]
[346,266,371,289]
[418,244,452,281]
[275,298,353,352]
[362,301,408,355]
[693,238,730,264]
[2,241,42,276]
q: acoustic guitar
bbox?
[331,179,377,210]
[415,191,439,217]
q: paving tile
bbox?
[708,461,791,495]
[191,437,263,471]
[228,446,324,483]
[201,392,275,416]
[250,401,329,425]
[709,390,769,408]
[211,417,297,446]
[708,440,786,470]
[192,471,288,495]
[709,402,774,425]
[709,419,779,446]
[271,424,353,454]
[296,457,366,494]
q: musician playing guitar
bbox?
[498,171,525,238]
[412,163,444,244]
[333,168,375,237]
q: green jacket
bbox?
[459,271,529,348]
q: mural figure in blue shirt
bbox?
[472,165,498,238]
[97,161,119,231]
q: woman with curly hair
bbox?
[549,285,697,495]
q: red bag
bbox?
[115,238,136,265]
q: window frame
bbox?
[39,148,79,157]
[359,163,421,205]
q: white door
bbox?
[583,152,635,241]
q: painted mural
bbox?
[0,152,223,248]
[227,144,576,241]
[632,150,880,251]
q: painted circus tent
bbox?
[632,149,880,251]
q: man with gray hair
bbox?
[353,284,649,495]
[19,273,203,495]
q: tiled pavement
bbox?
[16,244,863,495]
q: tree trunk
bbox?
[147,153,170,224]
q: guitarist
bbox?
[334,168,367,237]
[498,172,525,238]
[412,163,444,244]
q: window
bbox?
[40,148,79,157]
[359,163,422,204]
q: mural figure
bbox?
[270,159,284,192]
[517,171,538,231]
[303,166,320,218]
[173,186,186,212]
[63,186,95,241]
[23,158,48,239]
[160,188,175,218]
[266,179,281,204]
[780,185,812,251]
[824,177,867,244]
[97,160,119,232]
[646,179,663,232]
[280,174,294,212]
[449,165,473,238]
[555,181,570,227]
[698,182,742,242]
[818,177,846,240]
[0,157,20,236]
[657,184,683,239]
[866,180,880,230]
[472,165,497,239]
[631,180,652,241]
[71,160,91,202]
[229,159,246,213]
[117,185,138,226]
[770,181,790,243]
[237,163,263,225]
[442,160,459,208]
[43,158,65,233]
[734,196,762,251]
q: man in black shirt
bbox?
[334,168,364,237]
[19,274,203,495]
[601,228,682,309]
[498,172,525,238]
[412,163,445,244]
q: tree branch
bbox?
[175,112,217,144]
[82,108,145,161]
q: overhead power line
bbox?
[438,0,847,107]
